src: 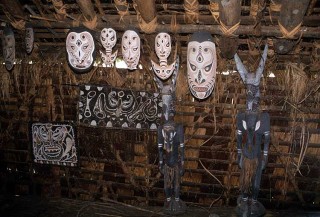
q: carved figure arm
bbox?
[236,113,245,168]
[178,124,185,176]
[261,114,271,170]
[157,127,164,174]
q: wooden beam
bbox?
[23,19,320,38]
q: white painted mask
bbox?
[66,27,95,74]
[100,28,118,66]
[187,32,217,100]
[2,27,15,71]
[155,32,171,64]
[25,23,34,54]
[121,29,140,70]
[151,32,177,80]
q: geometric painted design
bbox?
[31,122,78,166]
[78,85,162,130]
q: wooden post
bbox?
[134,0,156,23]
[274,0,310,54]
[184,0,199,24]
[218,0,241,59]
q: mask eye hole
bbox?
[189,63,196,71]
[204,63,212,72]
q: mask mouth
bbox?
[193,86,208,92]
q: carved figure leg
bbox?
[250,157,266,216]
[172,164,186,214]
[237,157,258,216]
[163,164,173,211]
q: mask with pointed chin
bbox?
[151,32,177,80]
[66,27,95,74]
[121,29,140,70]
[2,27,15,71]
[100,28,118,66]
[187,32,217,100]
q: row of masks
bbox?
[65,27,218,100]
[2,26,219,100]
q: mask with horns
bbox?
[187,32,217,100]
[100,28,118,66]
[234,44,268,111]
[2,26,15,71]
[151,32,177,80]
[66,27,96,74]
[121,29,140,70]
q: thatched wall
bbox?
[0,50,319,210]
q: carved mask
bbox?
[2,27,15,71]
[234,44,268,111]
[25,23,34,54]
[100,28,118,66]
[151,32,177,80]
[121,29,140,70]
[66,27,95,74]
[187,32,217,100]
[155,32,171,64]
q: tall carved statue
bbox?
[234,44,270,217]
[152,32,186,215]
[158,120,185,214]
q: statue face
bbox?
[66,28,95,73]
[2,27,15,71]
[162,94,175,122]
[162,123,176,152]
[187,39,217,100]
[155,32,171,63]
[121,30,140,70]
[100,28,117,51]
[25,26,34,54]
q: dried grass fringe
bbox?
[278,63,308,105]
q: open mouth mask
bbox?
[187,31,217,100]
[100,28,118,67]
[151,32,177,80]
[2,26,15,71]
[66,27,96,74]
[121,29,140,70]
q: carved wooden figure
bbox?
[158,121,186,215]
[234,44,270,217]
[236,111,270,216]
